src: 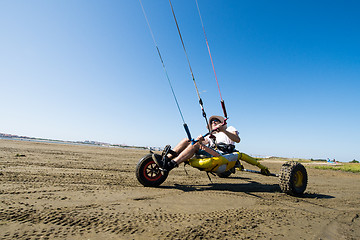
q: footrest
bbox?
[162,145,171,157]
[162,145,178,159]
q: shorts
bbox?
[196,148,224,157]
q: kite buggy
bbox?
[136,136,308,196]
[137,0,308,196]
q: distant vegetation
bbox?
[310,158,327,162]
[314,163,360,173]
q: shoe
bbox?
[166,160,178,171]
[152,154,178,172]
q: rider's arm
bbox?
[217,125,241,143]
[196,135,210,145]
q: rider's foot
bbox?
[166,160,178,171]
[152,154,178,172]
[260,168,270,176]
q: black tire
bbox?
[136,154,168,187]
[279,161,308,196]
[216,168,234,178]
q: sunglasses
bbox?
[210,119,221,124]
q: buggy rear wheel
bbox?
[279,161,308,196]
[136,154,168,187]
[216,169,233,178]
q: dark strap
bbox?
[216,143,235,153]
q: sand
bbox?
[1,139,359,239]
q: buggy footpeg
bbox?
[152,154,169,173]
[162,145,178,159]
[152,154,165,169]
[162,145,171,157]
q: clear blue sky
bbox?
[1,1,359,162]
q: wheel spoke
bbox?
[145,163,160,179]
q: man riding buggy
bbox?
[152,115,270,175]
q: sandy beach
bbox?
[1,139,359,239]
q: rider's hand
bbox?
[196,135,204,142]
[213,123,225,132]
[218,124,226,132]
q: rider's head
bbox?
[208,115,226,131]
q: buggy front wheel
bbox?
[136,154,168,187]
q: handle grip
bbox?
[183,123,192,141]
[221,100,227,119]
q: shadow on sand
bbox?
[160,179,335,199]
[161,180,281,194]
[300,193,335,199]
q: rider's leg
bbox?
[156,142,223,172]
[172,142,222,165]
[152,138,192,172]
[166,138,190,159]
[199,144,221,157]
[172,142,202,165]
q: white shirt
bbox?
[206,126,239,147]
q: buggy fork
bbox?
[242,168,279,177]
